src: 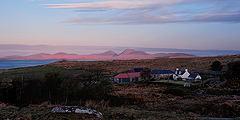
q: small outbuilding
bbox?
[188,73,202,82]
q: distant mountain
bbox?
[119,49,149,56]
[92,50,118,57]
[0,49,196,60]
[152,53,196,58]
[1,55,24,60]
[1,44,240,58]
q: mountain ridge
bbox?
[119,49,149,56]
[92,50,118,57]
[0,49,196,60]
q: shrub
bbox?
[84,100,109,112]
[206,89,232,95]
[232,90,240,95]
[163,87,188,96]
[24,114,32,120]
[226,61,240,80]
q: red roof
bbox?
[114,73,129,79]
[127,73,141,77]
[114,73,141,79]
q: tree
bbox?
[43,71,63,103]
[210,61,223,71]
[0,78,16,104]
[226,61,240,80]
[95,79,113,100]
[20,79,43,105]
[140,69,151,80]
[89,67,104,81]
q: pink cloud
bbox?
[42,0,185,9]
[42,0,240,24]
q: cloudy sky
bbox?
[1,0,240,51]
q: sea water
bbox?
[0,60,59,69]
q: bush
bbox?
[206,89,232,95]
[232,90,240,95]
[227,61,240,80]
[163,87,188,96]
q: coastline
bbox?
[0,60,59,70]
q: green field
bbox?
[0,65,90,81]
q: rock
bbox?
[51,106,102,118]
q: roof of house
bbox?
[132,68,149,73]
[151,70,174,74]
[211,71,221,76]
[127,73,141,77]
[114,73,129,79]
[189,73,199,78]
[175,70,186,75]
[114,73,141,79]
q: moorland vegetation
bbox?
[0,55,240,119]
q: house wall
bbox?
[114,78,118,83]
[173,74,178,80]
[115,77,141,83]
[181,72,190,81]
[152,74,160,79]
[131,77,142,82]
[114,78,130,83]
[163,74,173,78]
[173,72,190,80]
[195,75,201,80]
[120,78,130,83]
[188,75,202,82]
[153,74,173,79]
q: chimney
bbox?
[175,68,179,74]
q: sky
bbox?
[1,0,240,52]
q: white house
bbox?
[173,68,202,82]
[188,73,202,82]
[173,68,190,81]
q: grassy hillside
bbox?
[0,65,90,81]
[47,55,240,74]
[1,55,239,81]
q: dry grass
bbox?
[28,101,61,109]
[47,55,240,74]
[2,84,240,119]
[24,114,32,120]
[108,83,171,104]
[84,100,109,112]
[106,82,240,118]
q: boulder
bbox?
[51,106,102,118]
